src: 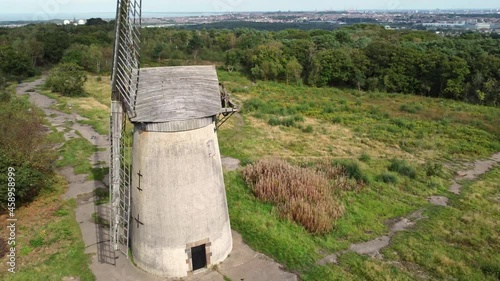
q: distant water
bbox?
[0,12,228,22]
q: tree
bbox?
[350,49,370,90]
[0,46,35,78]
[225,49,240,72]
[86,18,108,26]
[249,41,285,81]
[441,56,470,100]
[151,42,165,63]
[285,57,303,85]
[36,24,70,64]
[84,45,105,73]
[309,49,354,87]
[62,44,88,66]
[188,32,204,60]
[45,63,87,96]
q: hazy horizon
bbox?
[1,0,499,21]
[2,9,500,22]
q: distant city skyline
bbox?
[1,0,499,21]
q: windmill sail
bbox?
[111,0,142,114]
[110,0,142,257]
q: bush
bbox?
[359,152,371,162]
[243,158,345,234]
[376,172,398,184]
[400,103,423,114]
[388,159,416,179]
[267,115,304,127]
[302,125,314,133]
[424,162,443,177]
[333,159,370,184]
[314,160,364,192]
[45,63,87,96]
[0,97,56,212]
[243,98,264,112]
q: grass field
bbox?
[217,71,499,280]
[10,70,499,280]
[219,69,500,280]
[0,174,94,281]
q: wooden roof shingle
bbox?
[131,65,222,123]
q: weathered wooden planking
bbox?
[131,65,222,123]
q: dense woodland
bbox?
[0,20,499,105]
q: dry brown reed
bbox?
[243,158,349,234]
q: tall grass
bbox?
[243,158,345,234]
[388,159,417,179]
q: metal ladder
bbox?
[110,109,132,257]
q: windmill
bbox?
[109,0,236,278]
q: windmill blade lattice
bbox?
[110,0,142,257]
[111,0,142,115]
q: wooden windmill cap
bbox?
[131,65,222,123]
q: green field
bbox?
[4,69,499,280]
[217,70,499,280]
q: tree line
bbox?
[1,21,499,105]
[147,25,499,105]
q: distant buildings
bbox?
[476,23,491,30]
[422,21,466,28]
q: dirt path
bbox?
[318,152,500,265]
[18,78,296,281]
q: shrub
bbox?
[267,115,304,127]
[268,116,282,126]
[302,125,314,133]
[388,159,416,179]
[376,172,398,184]
[243,158,345,234]
[0,97,56,212]
[45,63,87,97]
[333,159,370,184]
[400,103,423,114]
[359,152,371,162]
[280,116,296,127]
[332,116,343,124]
[314,160,364,192]
[424,162,443,177]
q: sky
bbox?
[1,0,499,21]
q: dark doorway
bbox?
[191,244,207,271]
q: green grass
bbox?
[94,187,110,206]
[0,178,94,281]
[27,69,499,280]
[40,75,111,136]
[78,108,110,135]
[217,70,500,280]
[383,167,500,280]
[56,137,99,176]
[218,70,500,161]
[388,159,417,179]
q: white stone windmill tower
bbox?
[109,0,235,278]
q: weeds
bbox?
[359,152,371,163]
[400,103,423,114]
[388,159,417,179]
[302,125,314,133]
[243,158,345,234]
[333,159,370,184]
[376,172,399,184]
[424,162,444,177]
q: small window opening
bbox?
[191,244,207,271]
